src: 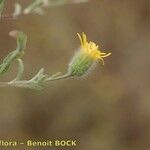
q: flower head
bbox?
[77,32,111,64]
[68,33,111,77]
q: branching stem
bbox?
[0,73,71,90]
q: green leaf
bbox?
[27,68,47,90]
[0,31,27,75]
[14,59,24,81]
[16,31,27,53]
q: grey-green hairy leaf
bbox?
[0,31,27,75]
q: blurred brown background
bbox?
[0,0,150,150]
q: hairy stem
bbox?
[0,73,71,89]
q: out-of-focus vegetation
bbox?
[0,0,150,150]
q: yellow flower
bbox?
[68,33,111,77]
[77,32,111,65]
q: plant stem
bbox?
[46,73,71,81]
[0,73,71,89]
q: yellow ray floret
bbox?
[77,33,111,64]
